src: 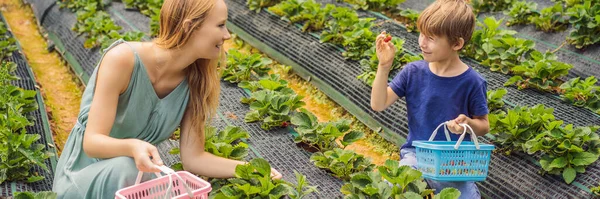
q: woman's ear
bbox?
[453,37,465,51]
[183,19,193,33]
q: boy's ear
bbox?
[452,37,465,51]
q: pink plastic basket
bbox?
[115,166,211,199]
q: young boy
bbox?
[370,0,489,198]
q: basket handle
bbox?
[428,121,480,150]
[133,165,195,199]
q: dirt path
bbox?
[0,0,83,155]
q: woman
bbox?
[52,0,282,198]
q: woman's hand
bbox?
[131,139,164,173]
[270,167,282,180]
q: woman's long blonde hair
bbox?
[154,0,225,140]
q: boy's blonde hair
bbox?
[417,0,475,49]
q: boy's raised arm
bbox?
[371,32,400,112]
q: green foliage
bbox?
[222,49,272,83]
[486,88,507,114]
[530,3,568,32]
[310,148,375,180]
[559,76,600,114]
[14,191,57,199]
[343,0,405,12]
[0,61,51,184]
[291,108,364,151]
[211,158,294,199]
[525,124,600,184]
[471,0,516,13]
[488,105,558,155]
[505,1,539,26]
[248,0,283,13]
[507,50,573,92]
[566,0,600,48]
[204,126,250,160]
[341,161,461,199]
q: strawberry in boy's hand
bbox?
[384,34,392,42]
[376,31,396,70]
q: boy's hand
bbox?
[376,31,396,70]
[447,114,471,135]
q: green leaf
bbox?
[572,152,599,166]
[434,188,461,199]
[341,131,365,147]
[563,167,576,184]
[26,176,45,183]
[404,192,423,199]
[169,147,180,155]
[251,158,271,176]
[549,157,567,169]
[14,191,57,199]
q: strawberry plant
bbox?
[99,31,146,52]
[0,61,51,184]
[310,148,375,180]
[344,0,405,12]
[291,108,365,152]
[566,0,600,49]
[507,50,573,92]
[0,22,18,60]
[340,171,393,198]
[505,1,539,26]
[463,17,518,62]
[248,0,282,13]
[320,7,360,45]
[288,171,319,199]
[239,74,293,93]
[121,0,162,36]
[524,124,600,184]
[341,19,377,60]
[222,49,272,83]
[289,1,335,32]
[530,3,568,32]
[244,89,305,130]
[480,35,535,74]
[204,126,250,160]
[341,161,461,199]
[471,0,516,13]
[268,0,303,21]
[592,184,600,196]
[488,104,559,155]
[57,0,106,11]
[559,76,600,114]
[211,158,294,198]
[398,9,420,32]
[14,191,57,199]
[487,88,507,114]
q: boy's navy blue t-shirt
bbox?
[389,60,489,149]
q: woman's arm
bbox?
[178,107,245,178]
[82,44,162,172]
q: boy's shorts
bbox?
[399,148,481,199]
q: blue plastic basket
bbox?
[413,122,495,182]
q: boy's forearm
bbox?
[467,117,490,137]
[371,66,391,111]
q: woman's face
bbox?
[188,0,231,60]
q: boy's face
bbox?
[418,33,457,62]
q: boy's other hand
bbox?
[447,114,470,135]
[376,31,396,70]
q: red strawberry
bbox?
[384,35,392,42]
[281,121,289,127]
